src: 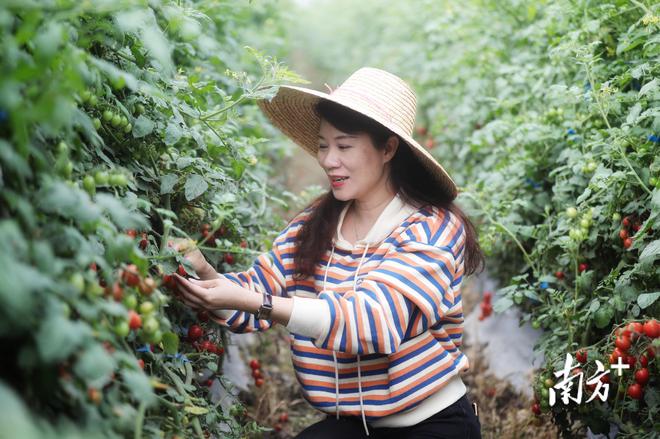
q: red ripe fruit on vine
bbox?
[627,322,644,340]
[128,310,142,330]
[279,413,289,423]
[622,216,631,228]
[643,319,660,338]
[252,368,262,379]
[625,355,636,367]
[555,271,564,280]
[126,229,137,239]
[200,340,214,352]
[483,291,492,302]
[224,253,235,265]
[627,383,643,400]
[249,359,260,370]
[600,374,610,384]
[139,277,156,295]
[122,264,140,287]
[635,368,649,385]
[633,221,641,232]
[619,229,628,240]
[615,335,631,351]
[177,264,187,277]
[575,349,587,363]
[206,379,213,387]
[106,282,123,302]
[201,223,210,232]
[274,423,282,432]
[201,229,210,239]
[639,354,649,368]
[215,345,224,356]
[197,310,209,322]
[188,324,203,341]
[255,378,264,387]
[531,402,541,416]
[623,238,632,248]
[578,263,588,273]
[162,274,175,290]
[609,348,625,364]
[139,237,148,250]
[137,359,145,369]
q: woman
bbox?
[173,67,484,438]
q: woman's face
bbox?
[316,119,397,202]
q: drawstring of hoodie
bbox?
[323,242,371,436]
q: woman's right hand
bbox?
[168,237,217,280]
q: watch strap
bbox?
[255,292,273,320]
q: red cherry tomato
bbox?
[615,335,631,351]
[188,324,203,341]
[622,216,631,228]
[177,264,187,277]
[627,383,643,400]
[578,263,588,273]
[122,264,141,287]
[224,253,235,265]
[128,310,142,330]
[531,402,541,416]
[623,238,632,248]
[575,349,587,363]
[643,319,659,338]
[252,368,262,379]
[619,229,628,240]
[249,359,260,370]
[635,368,649,385]
[255,378,264,387]
[555,271,564,280]
[279,413,289,423]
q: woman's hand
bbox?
[173,273,244,311]
[168,237,216,280]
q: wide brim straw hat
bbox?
[257,67,458,200]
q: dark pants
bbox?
[295,394,481,439]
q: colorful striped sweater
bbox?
[211,193,470,434]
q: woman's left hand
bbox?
[173,273,239,311]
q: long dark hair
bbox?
[292,100,484,280]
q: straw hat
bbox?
[257,67,458,199]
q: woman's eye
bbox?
[338,145,351,150]
[318,144,328,149]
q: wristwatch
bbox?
[255,292,273,320]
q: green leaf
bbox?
[162,332,179,355]
[164,122,183,146]
[121,369,156,406]
[133,115,155,138]
[36,314,91,363]
[184,174,208,201]
[637,292,660,309]
[73,343,116,388]
[160,174,178,195]
[639,240,660,266]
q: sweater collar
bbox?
[333,192,418,249]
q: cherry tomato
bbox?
[252,368,262,379]
[255,378,264,387]
[615,335,631,351]
[249,359,260,370]
[619,229,628,240]
[643,319,659,338]
[639,354,649,368]
[635,368,649,385]
[279,413,289,423]
[138,277,156,295]
[137,359,145,369]
[128,310,142,330]
[578,263,588,273]
[122,264,140,287]
[623,238,632,248]
[555,271,565,280]
[575,349,587,363]
[224,253,235,265]
[197,310,209,322]
[177,264,187,277]
[627,322,644,340]
[627,383,643,400]
[200,340,214,352]
[114,321,130,337]
[143,316,159,334]
[622,216,631,228]
[188,324,203,341]
[139,301,155,315]
[531,402,541,416]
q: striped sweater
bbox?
[211,193,470,434]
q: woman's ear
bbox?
[383,135,399,163]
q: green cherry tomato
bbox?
[123,294,138,310]
[566,207,578,218]
[69,272,85,295]
[86,282,104,298]
[102,110,113,122]
[513,291,524,304]
[114,320,130,338]
[93,118,102,130]
[123,123,132,134]
[532,320,541,329]
[136,103,145,115]
[56,141,69,156]
[580,218,590,228]
[111,114,122,127]
[109,173,128,187]
[94,170,109,186]
[544,378,555,388]
[82,175,96,196]
[139,301,155,315]
[80,90,91,103]
[143,316,159,334]
[146,329,162,344]
[89,94,98,107]
[120,116,128,127]
[612,212,621,222]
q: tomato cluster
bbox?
[249,358,265,388]
[617,215,641,249]
[478,291,493,321]
[608,320,658,400]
